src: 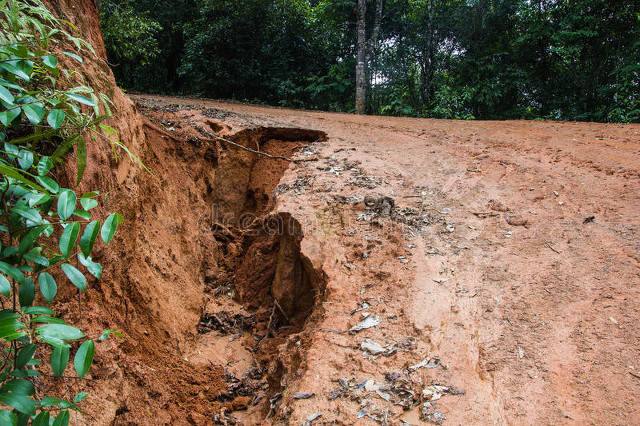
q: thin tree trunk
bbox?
[355,0,367,114]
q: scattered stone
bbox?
[409,357,440,371]
[305,412,323,422]
[293,392,315,400]
[361,339,387,355]
[421,401,445,424]
[364,195,395,216]
[506,215,528,227]
[488,199,509,212]
[350,315,382,333]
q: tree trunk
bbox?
[355,0,367,114]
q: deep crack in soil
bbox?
[142,103,331,423]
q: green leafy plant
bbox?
[0,0,125,423]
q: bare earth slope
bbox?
[129,95,640,425]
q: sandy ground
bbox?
[130,95,640,425]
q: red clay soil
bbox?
[108,94,637,425]
[29,2,640,424]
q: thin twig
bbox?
[273,298,290,324]
[545,242,561,254]
[260,304,277,342]
[210,133,306,163]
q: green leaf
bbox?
[15,345,36,369]
[11,370,41,379]
[12,205,42,223]
[38,272,57,303]
[51,134,80,162]
[0,108,21,126]
[17,150,33,170]
[50,346,69,377]
[21,103,44,125]
[32,411,50,426]
[4,142,19,158]
[17,225,46,256]
[0,62,30,80]
[30,316,65,324]
[78,254,101,279]
[18,278,34,307]
[73,209,91,220]
[73,340,94,379]
[61,264,86,291]
[57,189,76,220]
[35,176,59,193]
[80,197,98,210]
[73,392,88,403]
[0,275,10,297]
[39,397,63,407]
[52,410,69,426]
[46,109,65,129]
[0,85,14,104]
[0,261,24,284]
[59,222,80,258]
[42,55,57,69]
[98,329,123,341]
[62,51,82,62]
[0,409,16,425]
[80,220,100,257]
[0,379,34,396]
[37,324,84,341]
[101,213,123,244]
[23,253,48,267]
[27,193,50,208]
[36,156,53,176]
[0,319,25,340]
[66,93,95,107]
[22,306,54,315]
[0,393,35,415]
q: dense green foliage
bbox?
[100,0,640,122]
[0,1,124,422]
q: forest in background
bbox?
[98,0,640,122]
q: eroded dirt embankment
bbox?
[37,2,640,424]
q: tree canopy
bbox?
[99,0,640,122]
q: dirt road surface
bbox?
[130,95,640,425]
